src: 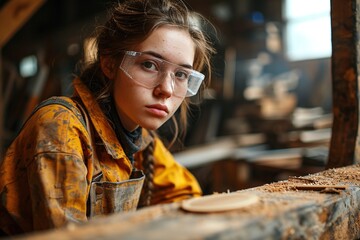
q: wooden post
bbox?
[355,1,360,165]
[327,0,359,168]
[0,48,2,159]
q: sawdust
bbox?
[220,164,360,220]
[255,164,360,193]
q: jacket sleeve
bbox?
[149,138,202,204]
[23,105,91,230]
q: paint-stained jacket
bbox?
[0,78,202,235]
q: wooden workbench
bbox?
[14,164,360,240]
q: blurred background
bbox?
[0,0,333,194]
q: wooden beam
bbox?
[0,0,46,48]
[12,164,360,239]
[327,0,359,168]
[0,0,46,158]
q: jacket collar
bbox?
[72,78,154,158]
[73,78,126,159]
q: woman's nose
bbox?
[154,72,175,97]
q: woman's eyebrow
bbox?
[143,51,193,69]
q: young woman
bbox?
[0,0,215,235]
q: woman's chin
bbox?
[140,121,164,131]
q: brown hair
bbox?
[79,0,215,142]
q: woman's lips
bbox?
[146,104,169,117]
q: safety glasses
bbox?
[119,51,204,97]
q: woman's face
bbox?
[113,25,195,131]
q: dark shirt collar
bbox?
[100,97,142,163]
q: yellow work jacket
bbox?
[0,78,201,235]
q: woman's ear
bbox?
[100,56,116,80]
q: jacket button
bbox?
[96,187,103,195]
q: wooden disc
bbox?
[181,192,259,213]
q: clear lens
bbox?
[119,51,204,97]
[187,71,205,97]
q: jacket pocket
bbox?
[88,170,145,218]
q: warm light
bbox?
[83,38,97,64]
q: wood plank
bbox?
[14,164,360,239]
[0,0,46,48]
[328,0,359,168]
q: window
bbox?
[19,55,38,78]
[283,0,331,61]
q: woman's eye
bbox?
[141,61,157,71]
[175,70,189,80]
